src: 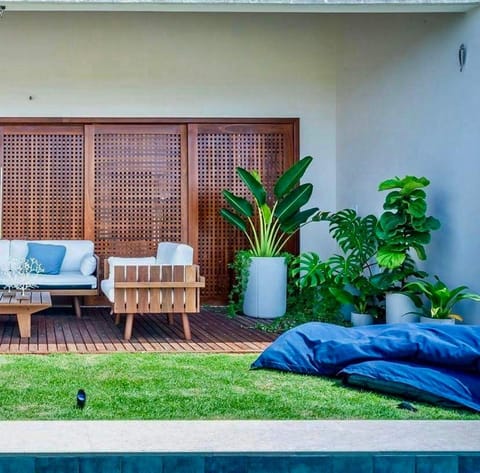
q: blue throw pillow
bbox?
[26,242,66,275]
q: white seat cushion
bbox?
[0,271,97,289]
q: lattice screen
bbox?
[92,126,187,266]
[0,126,84,239]
[194,124,295,302]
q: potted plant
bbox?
[297,209,383,325]
[220,156,318,318]
[403,276,480,324]
[373,175,441,323]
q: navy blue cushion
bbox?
[251,322,480,376]
[340,360,480,412]
[26,242,66,275]
[251,322,480,411]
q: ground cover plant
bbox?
[0,353,478,420]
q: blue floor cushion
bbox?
[251,322,480,411]
[340,360,480,412]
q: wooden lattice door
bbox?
[189,123,296,302]
[0,125,84,239]
[85,124,188,274]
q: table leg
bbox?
[16,310,32,338]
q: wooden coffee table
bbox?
[0,291,52,338]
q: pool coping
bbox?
[0,420,479,454]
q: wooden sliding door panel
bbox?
[88,125,188,268]
[190,123,296,302]
[0,126,84,239]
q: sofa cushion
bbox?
[26,242,66,275]
[0,240,10,272]
[80,255,97,276]
[10,240,95,272]
[0,272,97,289]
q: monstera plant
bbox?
[221,156,318,318]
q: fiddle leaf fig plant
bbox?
[220,156,318,257]
[376,175,441,270]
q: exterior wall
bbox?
[2,10,479,320]
[336,10,480,323]
[0,11,337,255]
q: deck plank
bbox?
[0,307,276,354]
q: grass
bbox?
[0,353,479,421]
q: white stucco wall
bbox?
[0,12,337,255]
[2,10,479,320]
[336,10,480,323]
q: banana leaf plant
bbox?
[403,276,480,320]
[220,156,318,257]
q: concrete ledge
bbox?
[0,420,479,454]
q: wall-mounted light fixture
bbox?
[459,44,467,72]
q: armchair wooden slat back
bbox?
[112,265,205,340]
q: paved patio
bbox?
[0,306,276,354]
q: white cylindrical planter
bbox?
[351,312,374,327]
[243,256,287,319]
[420,316,455,325]
[385,293,419,324]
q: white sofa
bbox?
[0,240,98,317]
[100,242,193,303]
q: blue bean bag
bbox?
[251,322,480,411]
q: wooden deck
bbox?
[0,306,277,354]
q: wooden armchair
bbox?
[111,265,205,340]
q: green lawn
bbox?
[0,353,478,420]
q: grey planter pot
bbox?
[385,293,419,324]
[351,312,374,327]
[243,256,287,319]
[420,316,455,325]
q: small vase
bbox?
[385,293,419,324]
[351,312,374,327]
[420,316,455,325]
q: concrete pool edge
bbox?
[0,420,479,454]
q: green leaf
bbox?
[220,209,248,233]
[312,210,331,222]
[377,247,406,268]
[329,287,355,306]
[275,183,313,221]
[408,199,427,218]
[378,177,402,191]
[259,203,273,225]
[222,190,253,218]
[377,212,407,235]
[425,216,441,231]
[280,207,319,234]
[236,167,267,206]
[274,156,313,199]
